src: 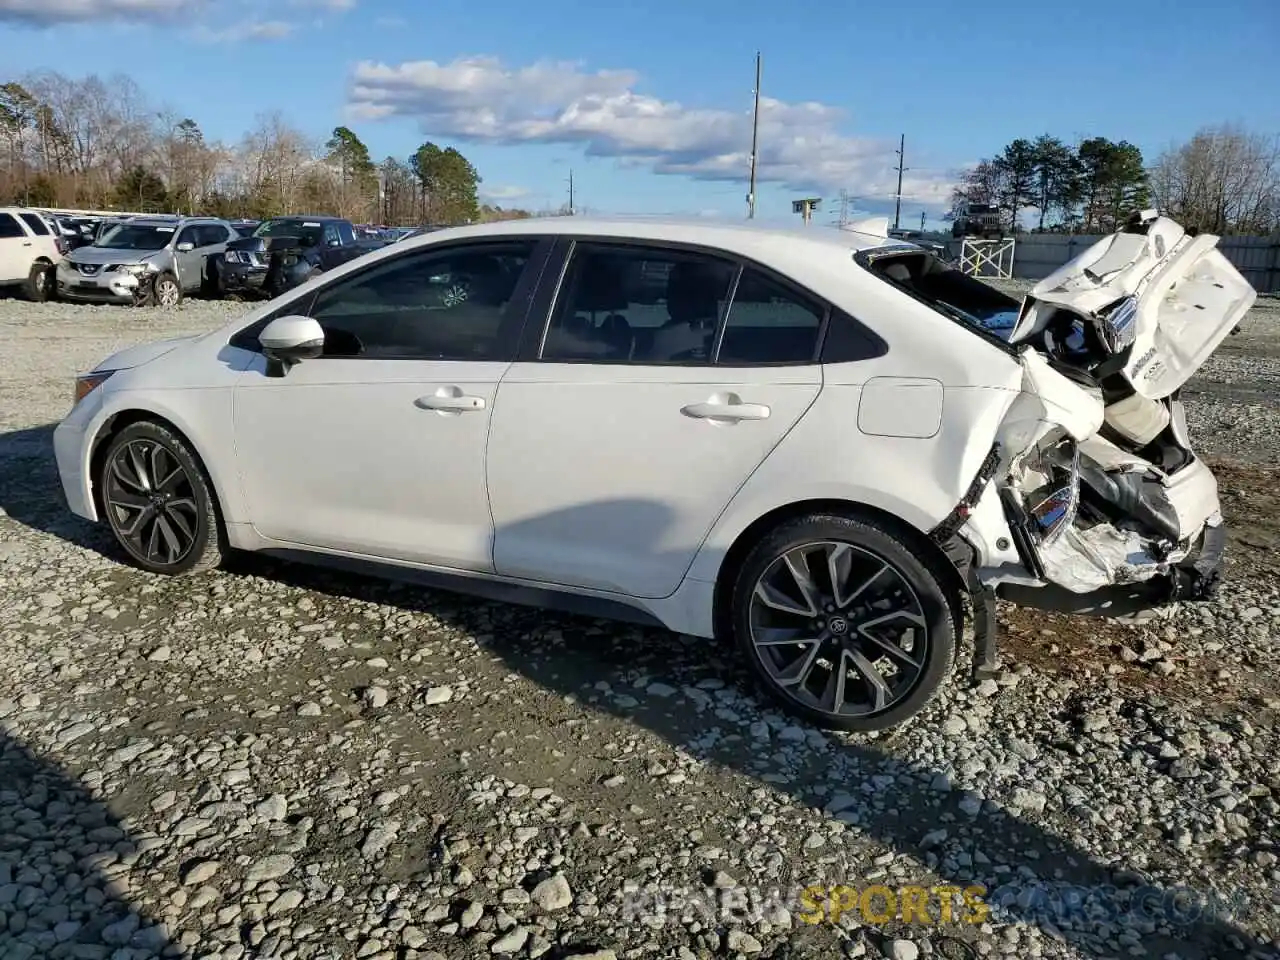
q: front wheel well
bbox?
[710,498,968,643]
[88,411,219,519]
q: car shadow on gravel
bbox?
[0,726,175,958]
[235,555,1270,959]
[0,428,1271,959]
[0,425,117,560]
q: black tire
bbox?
[152,271,182,307]
[730,513,956,732]
[98,420,225,576]
[25,262,54,302]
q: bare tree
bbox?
[1150,124,1280,234]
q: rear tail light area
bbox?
[55,237,68,255]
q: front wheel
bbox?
[98,421,225,576]
[730,514,956,732]
[26,262,54,302]
[152,271,182,307]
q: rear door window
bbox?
[18,213,50,236]
[715,267,825,365]
[540,242,737,364]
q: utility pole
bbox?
[746,51,762,219]
[567,168,575,216]
[893,133,908,231]
[920,210,927,232]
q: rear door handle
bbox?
[681,400,771,422]
[415,391,486,413]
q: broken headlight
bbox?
[1028,447,1081,547]
[1097,295,1138,354]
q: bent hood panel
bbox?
[1010,216,1256,399]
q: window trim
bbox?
[226,236,555,363]
[519,235,876,368]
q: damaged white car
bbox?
[52,212,1255,732]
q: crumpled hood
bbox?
[93,335,197,372]
[67,246,160,267]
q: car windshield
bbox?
[253,219,324,246]
[93,223,176,250]
[861,248,1021,341]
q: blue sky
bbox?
[1,0,1276,226]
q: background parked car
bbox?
[217,215,388,299]
[56,215,237,306]
[0,205,66,301]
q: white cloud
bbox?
[0,0,352,33]
[0,0,203,25]
[191,19,295,42]
[481,185,532,201]
[346,56,958,207]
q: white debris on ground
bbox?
[1,292,1278,960]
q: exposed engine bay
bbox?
[863,211,1256,601]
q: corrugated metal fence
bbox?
[1004,233,1280,293]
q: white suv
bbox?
[0,206,66,301]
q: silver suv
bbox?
[56,216,237,306]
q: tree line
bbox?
[0,70,543,225]
[952,124,1280,236]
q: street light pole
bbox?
[893,133,907,232]
[747,52,762,219]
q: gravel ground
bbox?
[1,290,1278,960]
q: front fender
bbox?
[78,386,246,527]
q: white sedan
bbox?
[53,212,1255,731]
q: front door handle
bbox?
[415,390,486,413]
[681,397,771,422]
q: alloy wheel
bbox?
[33,270,47,294]
[104,439,200,566]
[748,540,930,719]
[156,279,180,306]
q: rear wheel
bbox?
[731,514,956,732]
[98,421,225,576]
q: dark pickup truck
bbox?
[216,215,388,298]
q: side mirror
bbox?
[176,241,195,252]
[258,315,324,378]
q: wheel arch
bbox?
[710,497,967,644]
[88,408,230,524]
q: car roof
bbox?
[401,215,901,259]
[124,216,225,226]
